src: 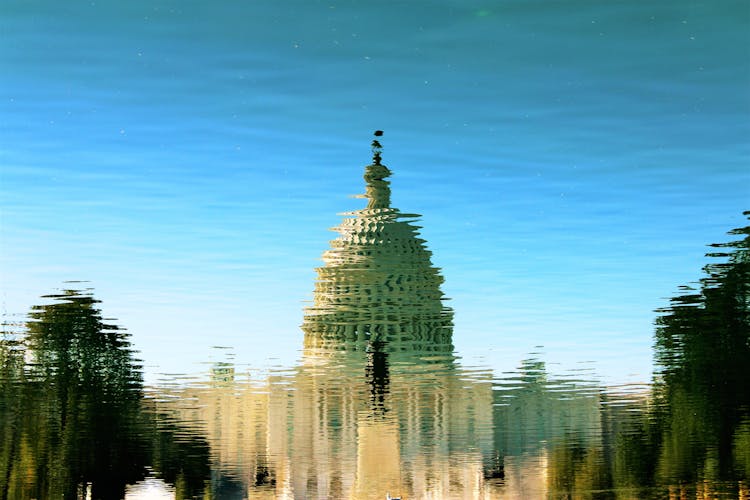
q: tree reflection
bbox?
[0,289,148,498]
[143,411,211,499]
[649,212,749,489]
[0,288,211,499]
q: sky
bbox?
[1,0,749,384]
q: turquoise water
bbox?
[1,1,749,498]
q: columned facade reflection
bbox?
[152,144,606,499]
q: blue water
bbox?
[1,1,749,497]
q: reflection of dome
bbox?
[303,142,453,351]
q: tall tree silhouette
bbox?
[1,289,149,499]
[651,212,750,485]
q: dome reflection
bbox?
[302,140,453,353]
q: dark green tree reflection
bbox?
[0,289,211,499]
[0,332,27,497]
[0,289,148,498]
[143,410,211,499]
[563,212,750,498]
[649,212,749,488]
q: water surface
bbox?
[1,0,749,498]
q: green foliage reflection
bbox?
[0,289,148,498]
[650,212,749,487]
[0,289,210,499]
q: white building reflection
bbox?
[155,144,604,499]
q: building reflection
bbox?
[163,347,498,498]
[158,142,489,498]
[272,349,494,499]
[156,138,604,499]
[291,137,481,498]
[142,140,750,498]
[162,352,608,498]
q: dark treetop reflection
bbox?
[0,290,149,498]
[648,211,750,487]
[0,290,210,499]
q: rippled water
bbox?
[2,0,749,498]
